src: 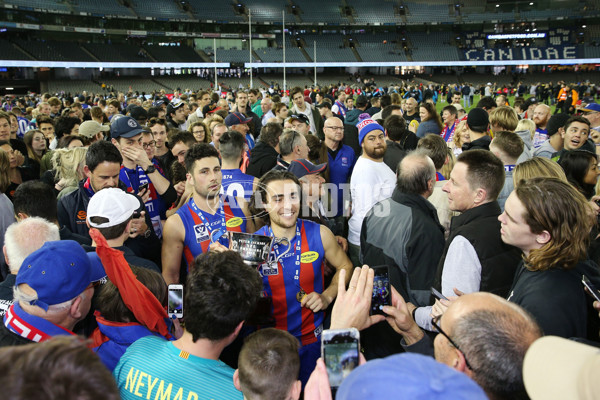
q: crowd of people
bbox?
[0,78,600,399]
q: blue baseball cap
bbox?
[110,115,144,139]
[337,353,487,400]
[582,103,600,113]
[288,159,327,179]
[225,112,252,127]
[15,240,106,311]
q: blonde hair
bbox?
[515,119,536,141]
[489,106,519,132]
[52,147,88,187]
[452,120,469,148]
[513,157,567,187]
[440,147,456,180]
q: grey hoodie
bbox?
[515,129,533,164]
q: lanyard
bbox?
[504,165,516,172]
[268,220,302,283]
[120,165,143,191]
[190,197,226,240]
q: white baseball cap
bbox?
[86,188,140,228]
[523,335,600,400]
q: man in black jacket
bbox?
[246,122,282,178]
[412,150,521,331]
[57,140,161,266]
[360,151,445,358]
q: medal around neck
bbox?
[210,230,291,266]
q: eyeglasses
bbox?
[325,126,344,131]
[142,141,156,149]
[431,315,474,370]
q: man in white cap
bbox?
[84,188,160,273]
[523,336,600,400]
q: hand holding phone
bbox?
[431,287,449,301]
[138,182,149,193]
[168,284,184,319]
[582,275,600,303]
[370,266,392,315]
[321,328,360,389]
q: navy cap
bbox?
[110,116,144,139]
[15,241,106,311]
[288,159,327,179]
[287,114,310,125]
[224,112,252,127]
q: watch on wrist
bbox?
[144,165,156,174]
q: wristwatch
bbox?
[144,165,156,174]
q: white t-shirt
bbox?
[348,157,396,245]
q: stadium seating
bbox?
[346,1,398,25]
[47,80,102,95]
[4,0,70,12]
[0,39,33,60]
[130,0,188,20]
[145,45,204,63]
[73,0,134,16]
[404,2,451,24]
[295,0,345,23]
[83,43,147,63]
[408,32,460,61]
[354,33,408,62]
[12,39,77,62]
[185,0,243,21]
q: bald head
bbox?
[396,151,435,197]
[405,97,418,113]
[437,292,541,400]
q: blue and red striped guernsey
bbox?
[176,196,246,271]
[255,219,325,346]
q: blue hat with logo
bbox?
[15,240,106,311]
[582,103,600,113]
[357,115,384,145]
[110,115,144,139]
[337,353,487,400]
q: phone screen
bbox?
[323,333,359,388]
[371,266,391,315]
[168,286,183,317]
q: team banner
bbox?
[463,45,580,62]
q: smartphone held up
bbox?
[321,328,360,389]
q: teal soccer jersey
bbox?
[114,336,243,400]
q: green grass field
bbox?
[434,94,558,114]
